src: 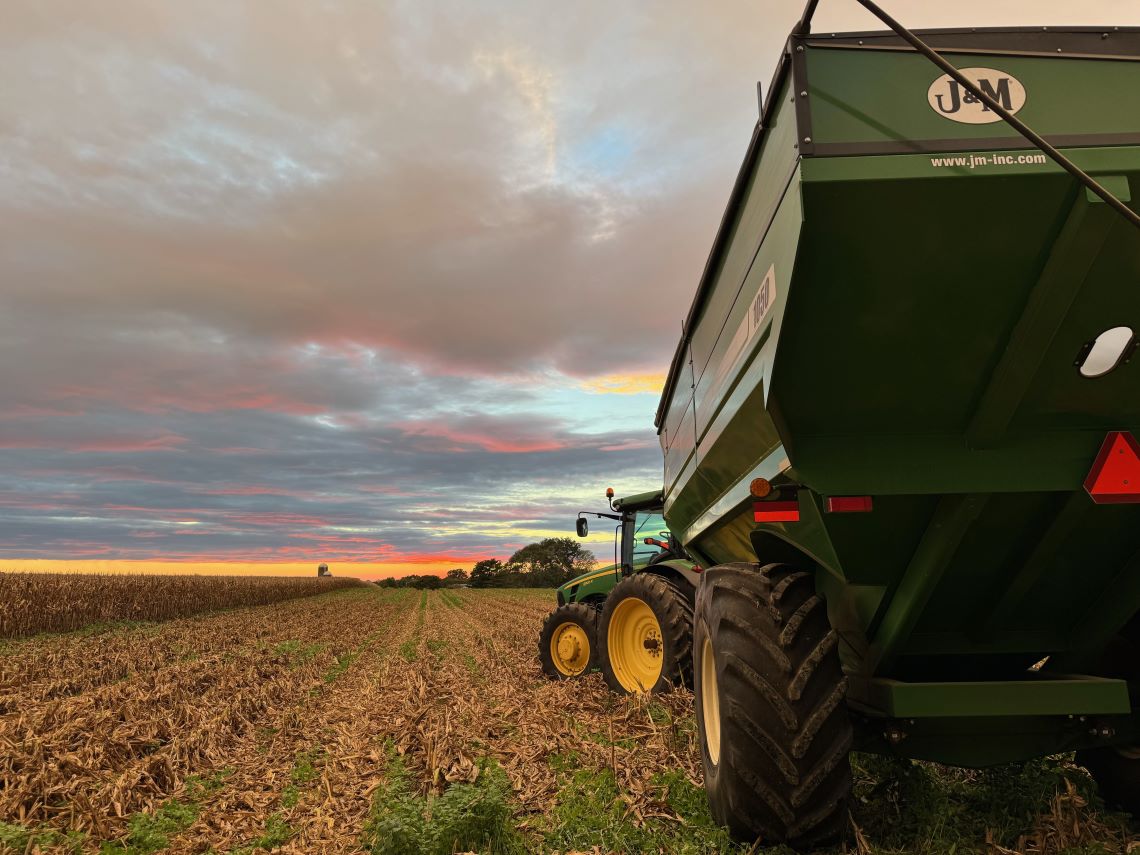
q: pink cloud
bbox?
[0,434,187,452]
[394,421,565,454]
[192,485,299,497]
[227,511,337,528]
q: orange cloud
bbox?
[0,559,490,581]
[578,373,665,395]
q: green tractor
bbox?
[652,8,1140,849]
[538,488,700,692]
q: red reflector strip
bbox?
[826,496,873,513]
[1084,431,1140,504]
[754,500,800,523]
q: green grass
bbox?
[543,762,742,855]
[271,640,326,666]
[278,747,326,809]
[99,799,199,854]
[184,767,234,801]
[461,651,480,678]
[847,753,1135,854]
[398,593,428,662]
[229,813,294,854]
[95,767,234,853]
[647,700,673,725]
[438,591,464,608]
[0,821,86,853]
[323,650,357,682]
[397,638,419,662]
[360,753,525,855]
[0,620,160,653]
[536,748,1140,855]
[320,596,413,683]
[281,784,301,809]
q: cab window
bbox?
[631,510,668,564]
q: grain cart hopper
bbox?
[656,4,1140,848]
[538,489,699,691]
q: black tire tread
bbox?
[598,572,693,693]
[1075,612,1140,816]
[537,603,598,679]
[695,561,853,849]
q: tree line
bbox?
[374,537,596,589]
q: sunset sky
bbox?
[4,1,1139,578]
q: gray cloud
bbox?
[5,0,1137,566]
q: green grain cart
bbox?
[657,11,1140,849]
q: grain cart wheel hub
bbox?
[598,573,693,695]
[551,622,591,676]
[538,603,599,680]
[609,598,664,691]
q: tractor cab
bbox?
[618,496,682,572]
[558,488,692,609]
[587,488,684,574]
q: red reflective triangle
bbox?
[1084,431,1140,504]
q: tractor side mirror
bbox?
[576,518,588,537]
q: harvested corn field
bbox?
[0,586,1135,855]
[0,574,362,638]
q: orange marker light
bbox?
[750,478,773,498]
[605,487,614,499]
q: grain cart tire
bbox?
[694,562,852,849]
[538,604,598,679]
[1076,747,1140,816]
[599,573,692,693]
[1076,617,1140,816]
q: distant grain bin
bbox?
[317,563,331,577]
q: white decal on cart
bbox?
[749,265,776,333]
[710,265,777,395]
[927,68,1026,125]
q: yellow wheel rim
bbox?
[608,597,664,692]
[550,621,591,676]
[700,635,721,765]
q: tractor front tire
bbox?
[538,603,598,679]
[694,562,852,850]
[599,573,693,693]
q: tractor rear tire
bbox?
[599,573,693,693]
[538,603,598,679]
[694,562,852,850]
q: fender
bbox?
[644,559,701,599]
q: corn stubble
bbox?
[0,586,1135,854]
[0,572,362,638]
